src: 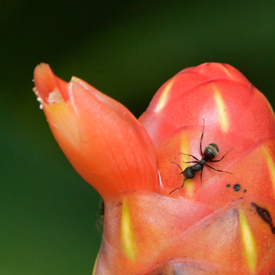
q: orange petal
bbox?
[33,64,159,198]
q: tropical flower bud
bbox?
[33,63,275,275]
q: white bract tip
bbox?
[48,88,64,104]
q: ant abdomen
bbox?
[204,143,219,160]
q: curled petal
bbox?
[33,64,159,198]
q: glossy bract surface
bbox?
[33,63,275,275]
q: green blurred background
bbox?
[1,1,275,274]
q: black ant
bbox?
[169,121,233,195]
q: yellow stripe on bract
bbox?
[180,136,194,197]
[213,86,229,132]
[185,180,194,197]
[262,147,275,195]
[239,209,257,272]
[121,198,136,260]
[155,79,174,113]
[215,63,232,78]
[45,102,80,149]
[92,252,99,275]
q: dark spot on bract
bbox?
[116,202,122,207]
[233,184,241,191]
[243,189,247,193]
[251,202,275,234]
[226,183,243,192]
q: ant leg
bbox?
[206,164,233,174]
[200,119,205,156]
[171,161,183,172]
[180,152,199,161]
[169,178,187,195]
[210,147,234,162]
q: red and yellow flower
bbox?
[33,62,275,274]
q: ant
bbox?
[169,120,233,195]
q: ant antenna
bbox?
[200,119,205,156]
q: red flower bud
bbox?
[33,63,275,274]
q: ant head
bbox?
[204,143,219,159]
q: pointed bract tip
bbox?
[33,63,69,105]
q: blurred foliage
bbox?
[1,0,275,274]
